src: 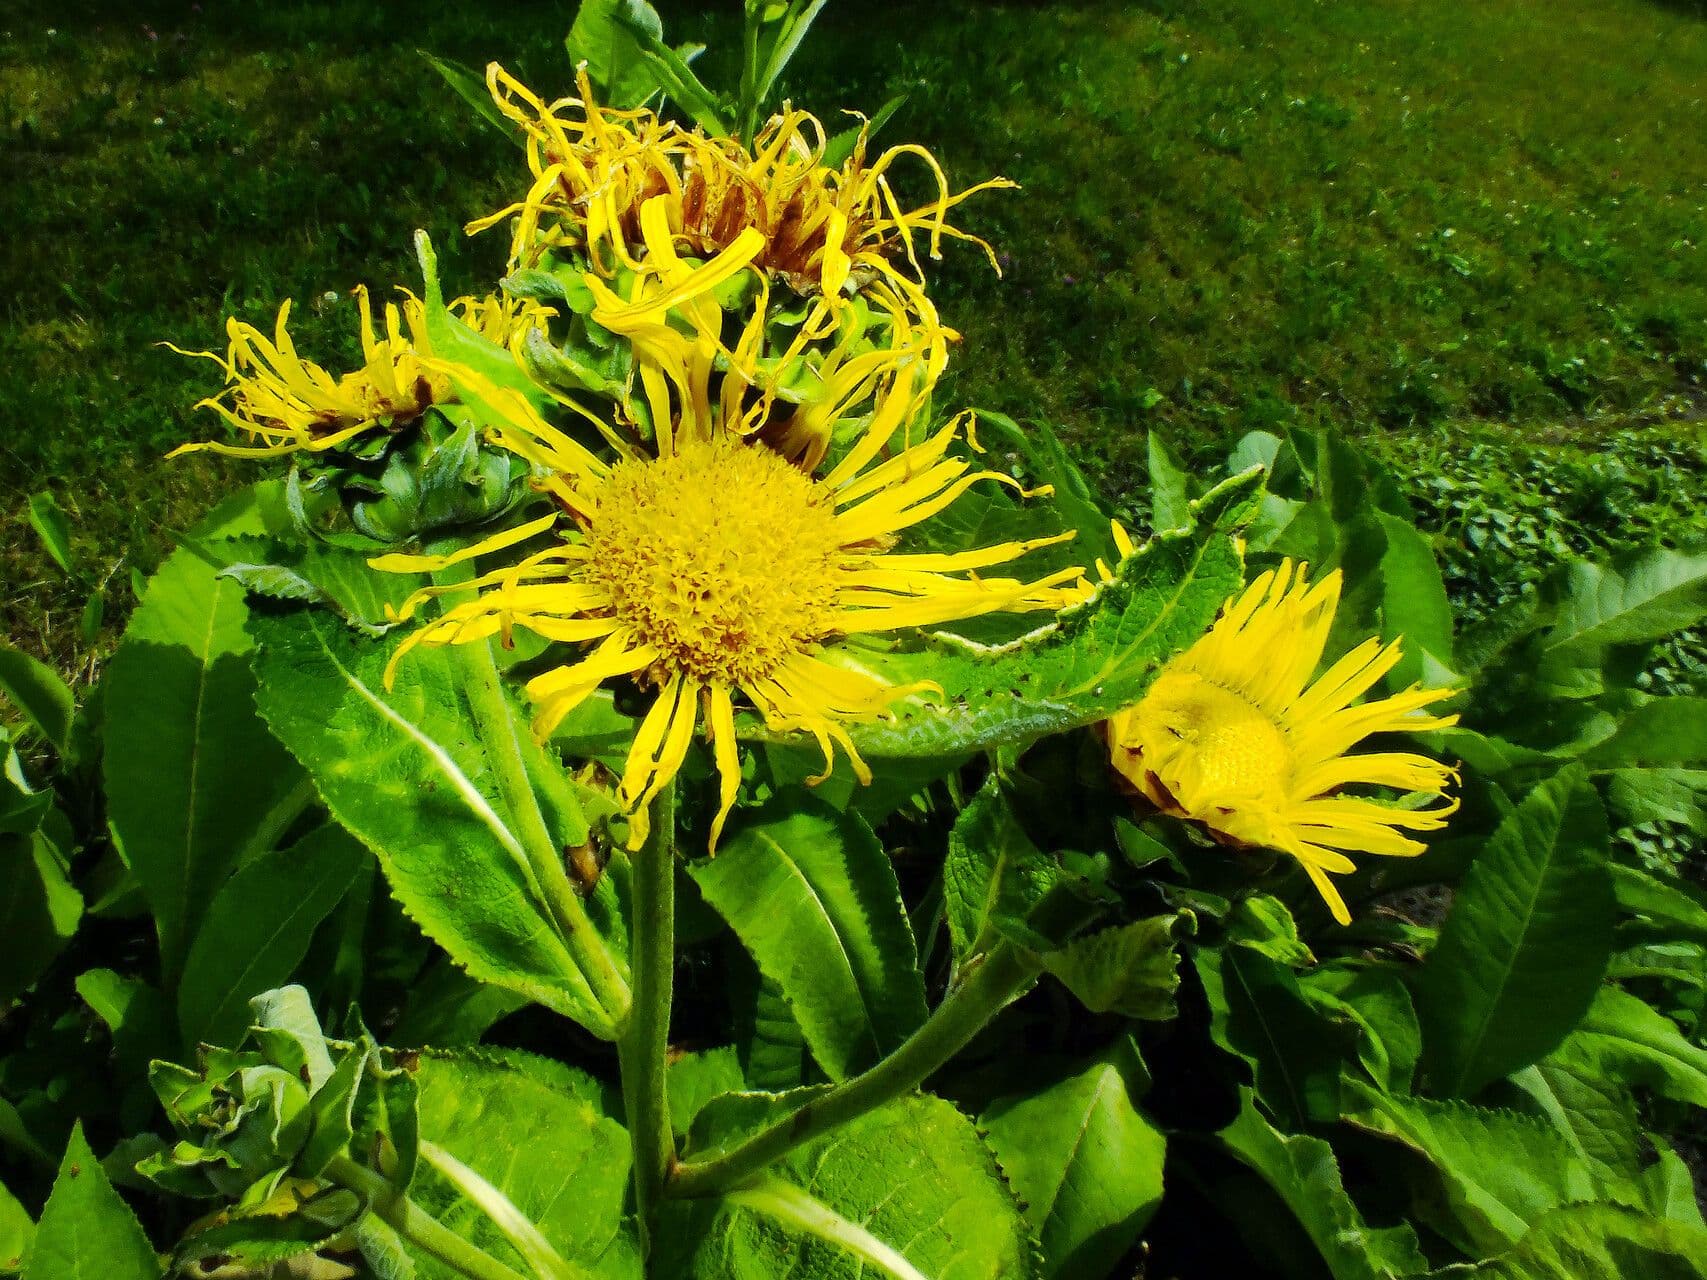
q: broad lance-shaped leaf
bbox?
[0,833,82,1006]
[105,542,307,981]
[689,797,927,1082]
[981,1060,1165,1280]
[23,1123,161,1280]
[1342,1079,1596,1256]
[1446,1202,1707,1280]
[793,467,1259,759]
[1561,984,1707,1108]
[1374,511,1453,687]
[406,1050,638,1279]
[0,642,73,756]
[1416,766,1614,1097]
[0,1178,32,1273]
[178,824,367,1048]
[251,587,627,1038]
[1218,1092,1427,1280]
[1542,548,1707,662]
[943,776,1064,961]
[657,1094,1034,1280]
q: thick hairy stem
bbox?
[447,599,632,1029]
[667,941,1041,1198]
[619,781,679,1254]
[326,1155,528,1280]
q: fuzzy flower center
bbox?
[582,436,844,687]
[1139,671,1291,806]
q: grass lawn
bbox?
[3,0,1706,666]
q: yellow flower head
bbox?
[375,367,1080,850]
[169,288,548,459]
[1106,560,1459,925]
[471,64,1012,300]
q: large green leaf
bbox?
[1374,512,1453,687]
[251,596,625,1037]
[22,1124,160,1280]
[1543,549,1707,660]
[565,0,669,107]
[1415,766,1614,1097]
[1584,697,1707,767]
[407,1050,639,1279]
[0,644,73,756]
[0,1179,32,1274]
[1042,913,1193,1020]
[1218,1092,1427,1280]
[178,825,367,1048]
[1509,1047,1645,1202]
[105,543,307,981]
[1562,984,1707,1108]
[1342,1081,1596,1255]
[689,798,927,1081]
[981,1060,1165,1280]
[659,1094,1034,1280]
[1447,1201,1707,1280]
[0,833,82,1006]
[814,468,1258,759]
[943,776,1064,961]
[1197,946,1357,1127]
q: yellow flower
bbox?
[471,64,1011,302]
[1105,560,1459,924]
[469,65,1006,467]
[169,288,548,459]
[374,366,1079,850]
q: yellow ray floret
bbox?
[1105,560,1459,925]
[377,369,1080,850]
[168,288,549,459]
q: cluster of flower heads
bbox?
[174,65,1459,919]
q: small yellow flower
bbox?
[1106,560,1459,924]
[375,367,1079,849]
[169,288,547,458]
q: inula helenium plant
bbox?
[2,4,1705,1279]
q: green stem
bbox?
[327,1155,528,1280]
[618,782,678,1253]
[667,941,1041,1199]
[452,617,632,1028]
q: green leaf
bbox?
[943,776,1064,960]
[178,825,367,1048]
[75,969,175,1081]
[251,599,623,1037]
[104,543,307,981]
[667,1046,746,1136]
[1219,1092,1427,1280]
[23,1123,161,1280]
[1539,549,1707,688]
[413,232,544,405]
[26,492,74,577]
[689,797,926,1081]
[421,50,524,142]
[1611,864,1707,946]
[1197,945,1357,1127]
[1584,697,1707,767]
[1042,913,1194,1020]
[1227,893,1316,966]
[0,644,73,755]
[659,1095,1033,1280]
[1342,1080,1596,1254]
[1296,962,1421,1093]
[1416,766,1614,1097]
[0,1180,33,1274]
[820,467,1259,759]
[1146,430,1193,533]
[566,0,668,108]
[821,93,905,170]
[0,833,83,1005]
[1374,512,1453,687]
[1563,984,1707,1108]
[1605,768,1707,833]
[1508,1046,1645,1201]
[612,2,730,133]
[981,1060,1165,1279]
[1442,1201,1707,1279]
[408,1050,639,1278]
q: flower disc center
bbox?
[583,436,843,687]
[1139,671,1292,805]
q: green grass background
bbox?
[3,0,1706,666]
